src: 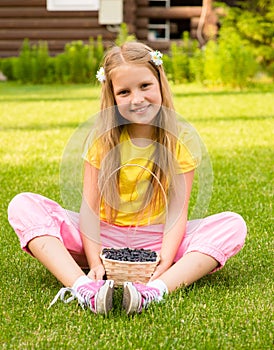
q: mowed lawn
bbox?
[0,82,273,349]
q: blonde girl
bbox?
[8,42,247,315]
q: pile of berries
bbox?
[102,248,158,262]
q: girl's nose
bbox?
[131,91,144,104]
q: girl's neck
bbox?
[127,123,155,140]
[127,124,155,147]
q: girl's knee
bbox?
[225,211,247,232]
[8,192,34,218]
[223,211,247,248]
[7,192,50,227]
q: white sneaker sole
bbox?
[122,282,141,315]
[96,280,114,315]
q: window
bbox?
[47,0,99,11]
[148,0,170,41]
[99,0,123,24]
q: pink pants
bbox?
[8,192,247,271]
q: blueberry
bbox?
[102,247,157,262]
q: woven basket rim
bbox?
[100,252,160,265]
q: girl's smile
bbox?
[112,64,162,130]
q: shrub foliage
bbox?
[0,37,104,84]
[0,14,270,87]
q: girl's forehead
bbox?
[111,64,155,82]
[112,63,151,74]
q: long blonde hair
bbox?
[94,42,179,224]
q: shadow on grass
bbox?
[0,82,100,103]
[0,96,99,103]
[1,114,272,133]
[182,114,273,123]
[174,85,274,98]
[1,121,83,131]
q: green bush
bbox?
[164,32,201,84]
[53,38,104,84]
[163,29,259,87]
[6,39,52,84]
[0,37,104,84]
[219,29,258,87]
[217,0,274,76]
[54,52,70,83]
[115,22,136,46]
[13,39,33,83]
[203,29,259,87]
[203,40,222,86]
[189,47,205,83]
[63,40,89,83]
[31,41,50,84]
[88,36,104,84]
[170,42,189,84]
[0,57,17,80]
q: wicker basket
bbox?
[100,252,160,286]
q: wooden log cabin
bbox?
[0,0,220,57]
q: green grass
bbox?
[1,82,273,349]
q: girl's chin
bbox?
[121,113,159,125]
[124,118,156,126]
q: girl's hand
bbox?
[87,263,105,281]
[149,260,171,282]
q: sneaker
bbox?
[122,282,163,314]
[48,279,114,314]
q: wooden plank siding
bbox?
[0,0,115,56]
[137,7,202,19]
[0,0,217,57]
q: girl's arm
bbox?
[80,161,105,280]
[150,170,194,281]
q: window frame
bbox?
[47,0,99,11]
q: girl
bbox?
[8,42,247,315]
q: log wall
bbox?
[0,0,217,57]
[0,0,116,57]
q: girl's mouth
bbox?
[130,105,149,114]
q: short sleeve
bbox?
[82,129,102,169]
[175,123,202,173]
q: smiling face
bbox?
[111,64,162,126]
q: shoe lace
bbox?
[136,284,162,309]
[76,283,100,312]
[48,287,80,309]
[48,281,103,311]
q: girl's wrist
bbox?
[88,256,103,269]
[159,254,173,268]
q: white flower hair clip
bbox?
[96,67,106,83]
[149,50,163,66]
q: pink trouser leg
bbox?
[8,192,87,287]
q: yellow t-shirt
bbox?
[83,125,201,226]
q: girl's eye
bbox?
[117,90,129,96]
[141,83,151,89]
